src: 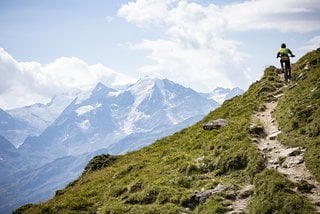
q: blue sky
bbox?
[0,0,320,109]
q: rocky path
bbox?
[254,90,320,213]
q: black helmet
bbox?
[281,43,286,48]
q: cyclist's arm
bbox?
[288,49,295,57]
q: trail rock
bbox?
[228,210,245,214]
[203,119,228,130]
[279,147,302,157]
[269,130,281,140]
[283,156,304,167]
[238,185,255,199]
[194,184,234,204]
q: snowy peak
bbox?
[127,76,195,103]
[8,91,78,127]
[92,82,116,96]
[121,77,219,134]
[209,87,244,104]
[127,77,161,97]
[5,92,77,147]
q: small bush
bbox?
[83,154,117,175]
[176,176,192,188]
[248,124,266,138]
[129,179,144,193]
[217,153,248,175]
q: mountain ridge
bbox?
[1,77,241,149]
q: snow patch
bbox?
[75,87,93,104]
[76,103,102,116]
[79,120,91,130]
[209,92,228,104]
[166,112,179,125]
[61,133,70,142]
[108,91,121,97]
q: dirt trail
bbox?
[254,90,320,213]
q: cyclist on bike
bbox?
[276,43,295,82]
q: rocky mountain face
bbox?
[0,108,29,148]
[16,50,320,214]
[19,78,219,161]
[0,136,19,175]
[7,92,77,147]
[1,77,241,213]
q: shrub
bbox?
[217,153,248,175]
[83,154,117,175]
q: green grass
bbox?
[274,50,320,180]
[249,169,316,214]
[20,51,320,213]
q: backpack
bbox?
[278,48,290,61]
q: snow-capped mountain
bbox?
[20,77,219,160]
[7,92,78,147]
[208,87,244,104]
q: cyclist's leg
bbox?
[280,59,285,73]
[284,60,291,80]
[280,59,288,83]
[286,60,292,79]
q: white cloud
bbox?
[119,0,320,33]
[0,48,135,109]
[118,0,177,25]
[119,0,251,91]
[223,0,320,33]
[118,0,320,92]
[299,35,320,52]
[131,38,249,91]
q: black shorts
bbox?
[280,59,291,69]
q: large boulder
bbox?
[203,119,228,130]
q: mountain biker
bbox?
[276,43,295,82]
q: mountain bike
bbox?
[280,55,295,84]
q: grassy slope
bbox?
[274,50,320,181]
[19,51,319,214]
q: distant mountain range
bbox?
[0,77,242,213]
[207,87,243,104]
